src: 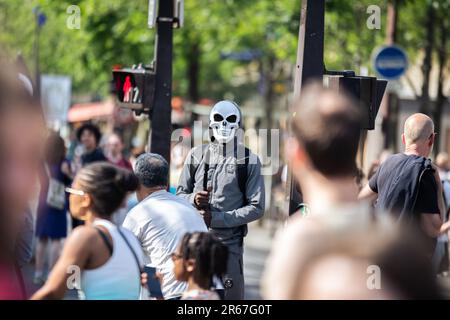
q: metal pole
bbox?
[149,0,174,164]
[383,0,399,152]
[288,0,325,215]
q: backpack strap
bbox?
[235,147,250,241]
[189,144,209,187]
[203,147,211,191]
[236,147,250,205]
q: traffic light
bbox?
[112,65,156,114]
[326,74,387,130]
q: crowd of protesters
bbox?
[1,50,450,301]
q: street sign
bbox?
[37,13,46,27]
[33,7,46,27]
[40,75,71,125]
[373,45,408,80]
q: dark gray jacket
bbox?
[176,142,265,248]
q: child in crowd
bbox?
[172,232,228,300]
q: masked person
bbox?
[177,100,265,300]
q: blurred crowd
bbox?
[0,50,449,301]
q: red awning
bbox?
[67,100,115,123]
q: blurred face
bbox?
[107,135,123,157]
[172,245,193,282]
[68,178,91,220]
[80,129,97,152]
[0,109,45,235]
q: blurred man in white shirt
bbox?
[123,153,207,300]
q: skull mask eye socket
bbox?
[213,114,224,122]
[226,115,237,123]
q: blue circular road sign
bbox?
[373,45,408,80]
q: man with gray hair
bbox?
[123,153,207,299]
[359,113,444,255]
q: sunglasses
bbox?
[65,187,85,196]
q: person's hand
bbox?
[141,272,148,287]
[199,209,212,228]
[155,272,164,300]
[143,271,165,300]
[440,221,450,234]
[141,271,162,287]
[194,191,210,209]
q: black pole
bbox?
[288,0,325,215]
[150,1,174,164]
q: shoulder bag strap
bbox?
[116,226,143,274]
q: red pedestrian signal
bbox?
[112,67,155,113]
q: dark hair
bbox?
[134,153,169,188]
[76,123,102,145]
[45,132,66,165]
[292,82,362,177]
[76,162,138,217]
[180,232,228,288]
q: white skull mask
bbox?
[209,101,241,144]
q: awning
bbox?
[67,100,115,123]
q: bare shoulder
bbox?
[274,215,323,246]
[66,225,99,246]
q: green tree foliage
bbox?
[0,0,441,104]
[325,0,387,72]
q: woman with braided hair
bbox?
[172,232,228,300]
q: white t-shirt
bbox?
[123,190,207,299]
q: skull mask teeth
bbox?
[209,101,241,144]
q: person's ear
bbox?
[185,259,196,273]
[286,137,309,168]
[401,133,406,146]
[429,133,435,147]
[285,137,298,163]
[81,193,92,210]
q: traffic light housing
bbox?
[112,65,156,114]
[326,74,387,130]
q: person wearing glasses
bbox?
[359,113,445,258]
[32,162,144,300]
[172,232,228,300]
